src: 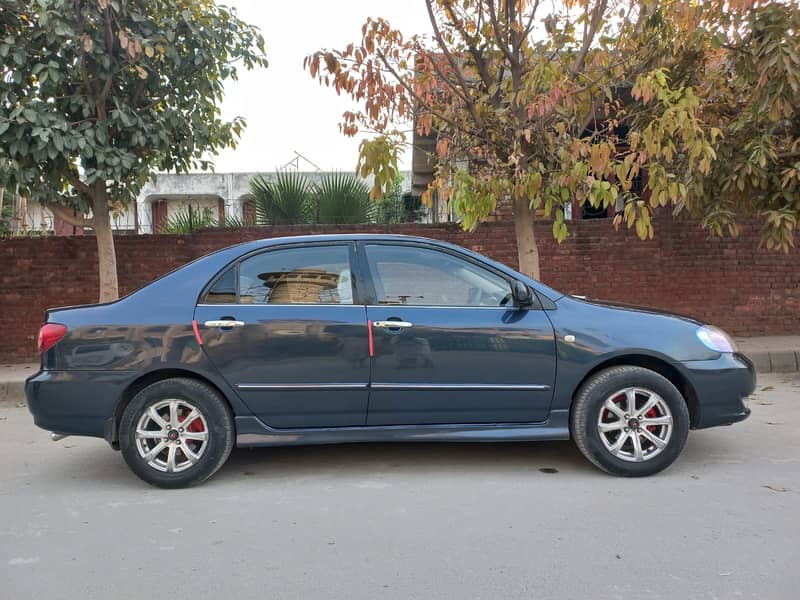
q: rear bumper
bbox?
[679,353,756,429]
[26,369,136,438]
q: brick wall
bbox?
[1,218,797,363]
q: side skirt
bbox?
[235,409,571,447]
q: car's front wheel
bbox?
[571,366,690,476]
[119,378,234,488]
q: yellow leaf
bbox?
[144,46,154,58]
[80,34,93,53]
[135,65,147,79]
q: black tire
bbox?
[119,378,234,488]
[570,366,690,476]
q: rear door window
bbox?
[203,245,355,305]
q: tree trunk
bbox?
[513,193,541,280]
[90,188,119,302]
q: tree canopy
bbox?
[0,0,268,300]
[306,0,799,279]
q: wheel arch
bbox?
[569,354,699,428]
[109,368,237,446]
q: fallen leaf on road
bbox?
[754,401,773,405]
[762,485,789,493]
[765,421,784,425]
[761,386,774,391]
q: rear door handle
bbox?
[373,320,413,329]
[204,320,245,328]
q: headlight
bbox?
[696,326,736,353]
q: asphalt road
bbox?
[1,373,798,600]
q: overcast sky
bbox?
[211,1,431,174]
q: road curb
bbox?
[744,350,800,374]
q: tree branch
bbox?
[633,1,652,37]
[374,49,483,140]
[66,171,92,197]
[522,1,540,39]
[570,0,608,79]
[45,202,92,228]
[442,1,493,90]
[424,0,486,130]
[419,50,472,107]
[486,2,518,68]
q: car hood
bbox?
[562,296,704,326]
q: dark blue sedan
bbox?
[27,234,755,487]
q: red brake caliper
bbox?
[645,408,658,432]
[179,411,205,433]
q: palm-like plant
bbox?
[250,171,313,225]
[315,172,375,224]
[222,214,247,228]
[160,206,217,233]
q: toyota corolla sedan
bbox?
[26,234,755,487]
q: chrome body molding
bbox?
[237,383,369,391]
[369,383,551,391]
[236,382,551,391]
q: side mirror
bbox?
[511,280,534,306]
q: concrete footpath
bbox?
[1,336,798,403]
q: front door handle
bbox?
[372,320,413,329]
[204,320,245,328]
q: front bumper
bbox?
[26,369,137,439]
[679,352,756,429]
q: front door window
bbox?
[365,244,512,307]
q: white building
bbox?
[6,171,415,235]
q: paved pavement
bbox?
[1,373,798,599]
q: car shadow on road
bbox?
[28,431,742,489]
[212,440,599,484]
[205,426,755,486]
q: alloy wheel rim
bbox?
[597,387,673,463]
[135,399,209,473]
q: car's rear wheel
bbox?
[571,366,690,476]
[119,378,234,488]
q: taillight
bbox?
[38,323,68,353]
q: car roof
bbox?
[221,233,472,256]
[248,233,453,245]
